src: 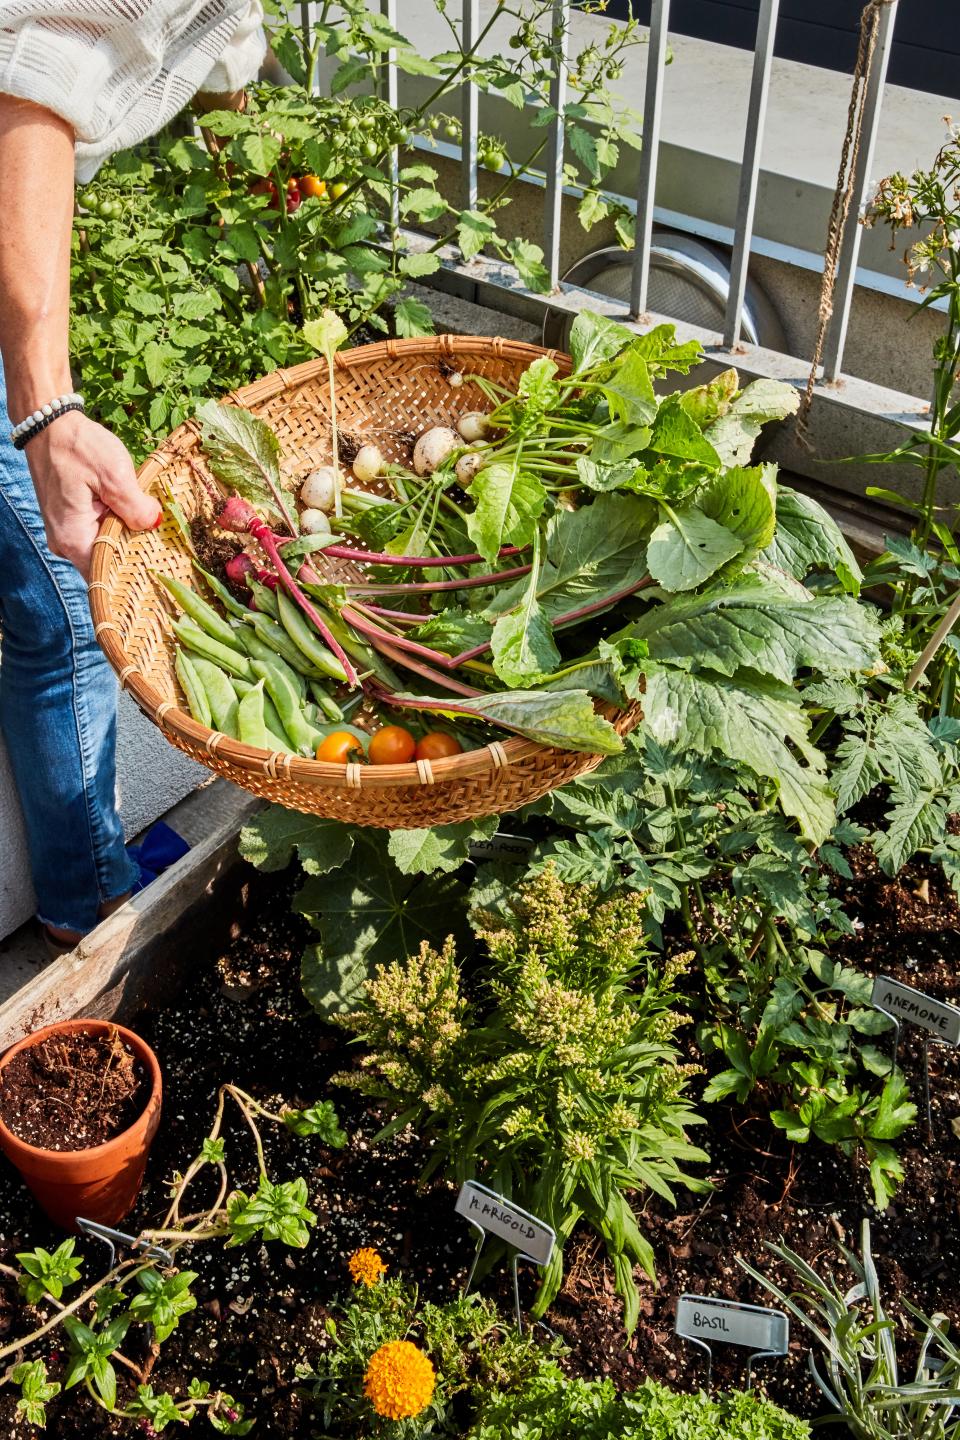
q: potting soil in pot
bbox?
[0,1029,148,1150]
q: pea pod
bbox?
[304,593,403,689]
[309,678,344,723]
[276,588,348,683]
[251,658,324,756]
[173,617,253,681]
[237,679,292,753]
[193,562,253,621]
[154,571,238,649]
[230,623,309,700]
[175,647,212,728]
[242,611,324,679]
[232,676,290,746]
[190,656,240,738]
[248,577,280,621]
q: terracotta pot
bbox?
[0,1019,162,1230]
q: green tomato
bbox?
[330,181,349,200]
[362,138,378,160]
[100,199,123,220]
[443,123,459,140]
[480,149,504,173]
[344,114,360,131]
[359,113,377,132]
[428,115,441,132]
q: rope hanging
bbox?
[798,0,895,435]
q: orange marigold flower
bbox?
[348,1247,388,1288]
[364,1339,436,1420]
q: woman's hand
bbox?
[24,411,161,578]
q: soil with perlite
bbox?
[0,844,954,1436]
[0,1030,147,1151]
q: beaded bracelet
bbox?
[10,392,85,451]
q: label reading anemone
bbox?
[674,1296,789,1353]
[454,1181,555,1266]
[870,976,960,1046]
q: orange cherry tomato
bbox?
[299,174,327,199]
[368,725,416,765]
[315,731,365,764]
[415,732,463,761]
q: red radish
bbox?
[218,496,359,687]
[225,553,257,587]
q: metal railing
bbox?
[300,0,933,488]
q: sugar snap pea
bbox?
[238,680,282,752]
[231,676,290,745]
[242,611,324,679]
[173,617,253,681]
[276,588,348,683]
[308,678,344,722]
[175,647,212,728]
[251,658,324,756]
[192,562,253,621]
[190,656,240,738]
[230,622,308,699]
[154,572,238,649]
[248,577,280,621]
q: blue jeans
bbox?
[0,359,138,932]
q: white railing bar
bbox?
[722,0,780,348]
[630,0,671,318]
[399,226,932,429]
[821,0,899,381]
[380,0,400,230]
[461,0,480,211]
[543,0,570,288]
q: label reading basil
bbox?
[675,1295,788,1353]
[455,1181,555,1266]
[871,976,960,1046]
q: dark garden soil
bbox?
[0,1029,146,1151]
[0,846,956,1436]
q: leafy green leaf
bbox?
[648,396,722,466]
[239,809,354,875]
[490,542,561,686]
[302,308,348,360]
[196,401,295,528]
[392,687,624,754]
[646,507,743,591]
[704,377,799,467]
[465,462,546,563]
[642,667,834,841]
[761,486,862,593]
[387,816,498,875]
[569,311,635,373]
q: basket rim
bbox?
[89,334,633,792]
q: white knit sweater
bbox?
[0,1,266,179]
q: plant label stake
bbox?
[871,975,960,1135]
[467,833,535,865]
[76,1217,174,1272]
[455,1180,555,1331]
[674,1295,788,1389]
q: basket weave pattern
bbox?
[89,336,642,827]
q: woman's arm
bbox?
[0,94,160,577]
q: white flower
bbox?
[947,229,960,250]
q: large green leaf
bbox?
[647,396,722,466]
[704,377,799,467]
[196,401,295,527]
[569,311,636,373]
[626,576,882,682]
[387,816,498,875]
[465,462,546,563]
[698,463,777,558]
[646,507,743,591]
[392,687,623,753]
[641,667,835,841]
[296,834,470,1017]
[487,493,652,623]
[490,543,561,687]
[238,808,354,875]
[761,486,863,593]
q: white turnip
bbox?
[456,412,490,443]
[455,451,487,487]
[300,466,338,512]
[300,508,332,535]
[352,444,385,484]
[413,426,460,476]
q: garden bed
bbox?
[0,842,955,1437]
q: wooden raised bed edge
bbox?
[0,786,263,1053]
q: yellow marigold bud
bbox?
[364,1339,436,1419]
[348,1247,388,1288]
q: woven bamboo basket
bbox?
[89,335,642,827]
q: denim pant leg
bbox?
[0,364,138,933]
